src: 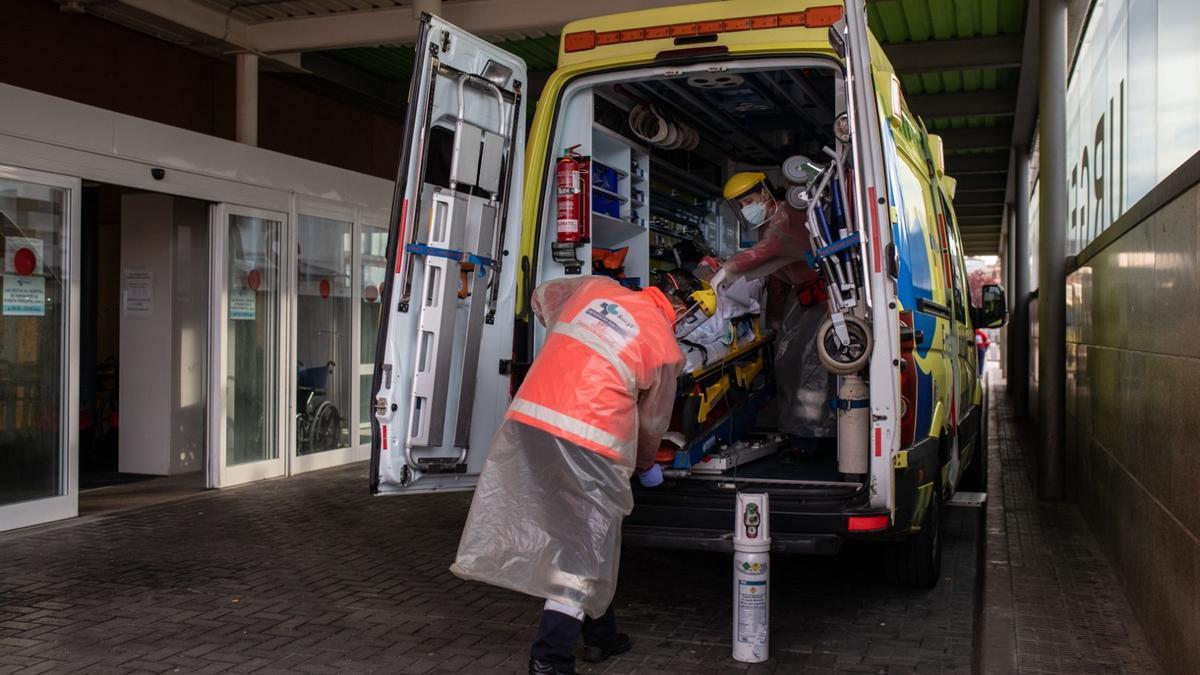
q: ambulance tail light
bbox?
[898,311,917,449]
[847,514,890,532]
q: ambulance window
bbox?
[423,127,454,188]
[941,198,967,323]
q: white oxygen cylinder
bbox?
[733,492,770,663]
[837,375,871,475]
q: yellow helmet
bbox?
[723,171,768,200]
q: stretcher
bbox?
[662,326,776,471]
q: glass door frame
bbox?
[356,211,388,457]
[288,198,364,475]
[0,165,81,531]
[207,203,290,488]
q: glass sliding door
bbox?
[208,204,287,487]
[359,218,388,447]
[0,166,79,532]
[291,207,356,473]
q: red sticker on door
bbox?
[13,248,36,276]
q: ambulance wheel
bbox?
[885,488,942,588]
[817,315,872,375]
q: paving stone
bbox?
[0,453,979,672]
[987,380,1162,673]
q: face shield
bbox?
[723,173,785,250]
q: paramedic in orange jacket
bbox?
[712,171,836,458]
[451,276,685,675]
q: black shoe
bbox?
[529,658,577,675]
[581,633,633,663]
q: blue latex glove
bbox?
[638,464,664,488]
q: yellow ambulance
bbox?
[369,0,1008,587]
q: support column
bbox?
[1037,0,1068,501]
[236,53,258,146]
[1010,149,1030,416]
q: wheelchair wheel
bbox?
[309,402,341,452]
[817,314,872,375]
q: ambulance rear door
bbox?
[837,2,901,515]
[370,14,526,494]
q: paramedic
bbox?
[450,276,685,675]
[712,171,835,459]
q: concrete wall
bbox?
[1063,160,1200,673]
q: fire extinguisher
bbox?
[556,145,590,244]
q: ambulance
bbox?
[368,0,1009,587]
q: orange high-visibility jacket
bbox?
[507,277,685,470]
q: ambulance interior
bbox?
[535,59,866,488]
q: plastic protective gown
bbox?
[722,206,835,437]
[451,277,684,618]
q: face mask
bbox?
[741,202,767,227]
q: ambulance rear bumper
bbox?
[623,525,843,555]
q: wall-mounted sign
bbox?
[1063,0,1200,255]
[230,288,257,320]
[2,275,44,316]
[122,268,153,316]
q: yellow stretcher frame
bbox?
[680,326,774,425]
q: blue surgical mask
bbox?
[741,202,767,227]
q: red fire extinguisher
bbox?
[556,145,590,244]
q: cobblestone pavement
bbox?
[1,460,978,674]
[988,383,1161,674]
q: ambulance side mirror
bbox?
[973,284,1008,329]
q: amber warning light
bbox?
[563,6,844,53]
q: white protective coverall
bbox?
[451,277,684,618]
[723,206,836,438]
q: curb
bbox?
[974,380,1017,674]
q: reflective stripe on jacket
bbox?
[507,277,684,466]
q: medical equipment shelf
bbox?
[590,158,628,178]
[589,113,650,284]
[591,212,644,238]
[592,185,627,202]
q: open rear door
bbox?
[837,3,901,515]
[370,14,526,494]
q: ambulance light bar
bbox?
[563,6,845,53]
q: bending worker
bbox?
[711,171,836,460]
[451,275,685,675]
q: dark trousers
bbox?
[530,606,618,670]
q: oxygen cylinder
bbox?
[733,492,770,663]
[837,375,871,475]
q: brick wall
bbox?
[0,0,402,180]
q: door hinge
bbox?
[892,450,909,469]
